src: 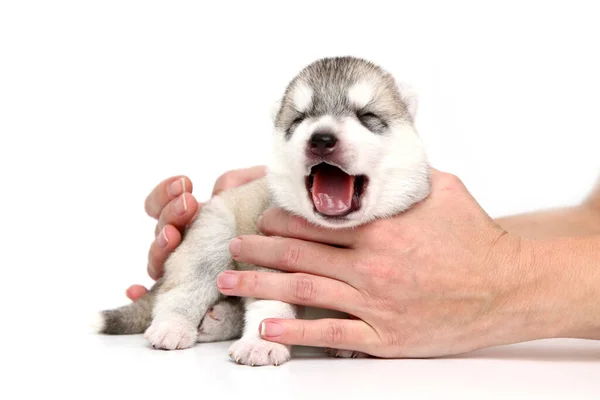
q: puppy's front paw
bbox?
[325,348,369,358]
[228,338,290,366]
[144,316,197,350]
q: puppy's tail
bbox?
[90,282,159,335]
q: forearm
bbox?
[494,176,600,239]
[516,235,600,342]
[495,205,600,239]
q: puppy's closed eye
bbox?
[286,114,306,137]
[357,111,387,133]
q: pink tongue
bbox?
[311,165,355,216]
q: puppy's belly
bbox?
[299,306,348,320]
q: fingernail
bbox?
[257,215,264,231]
[229,238,241,258]
[260,321,284,338]
[217,272,238,289]
[168,178,185,197]
[173,195,188,215]
[156,227,168,248]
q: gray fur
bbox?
[275,56,413,139]
[93,56,431,365]
[96,178,272,339]
[196,297,244,343]
[99,280,160,334]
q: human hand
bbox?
[126,166,267,301]
[216,169,557,358]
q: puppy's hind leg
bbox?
[196,297,244,343]
[144,199,236,350]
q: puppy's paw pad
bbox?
[144,318,197,350]
[325,348,369,358]
[228,338,290,366]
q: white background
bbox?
[1,1,599,399]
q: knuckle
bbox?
[149,240,161,259]
[237,271,260,293]
[279,241,301,269]
[147,263,155,279]
[298,324,307,342]
[322,322,344,346]
[292,276,315,302]
[144,196,160,218]
[144,197,153,215]
[247,271,260,291]
[146,255,161,280]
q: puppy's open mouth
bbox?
[305,163,368,218]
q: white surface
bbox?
[1,1,599,399]
[70,335,599,400]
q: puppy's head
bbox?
[267,56,430,229]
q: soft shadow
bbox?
[442,340,600,363]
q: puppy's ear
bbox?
[397,81,418,120]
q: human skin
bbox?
[127,167,600,357]
[494,177,600,239]
[125,166,267,300]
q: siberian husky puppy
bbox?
[93,56,430,366]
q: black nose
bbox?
[309,132,338,156]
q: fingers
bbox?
[147,224,182,280]
[258,318,376,353]
[143,166,264,283]
[125,285,148,301]
[145,176,194,219]
[154,192,199,236]
[143,175,198,280]
[212,165,266,196]
[153,166,265,234]
[229,235,358,284]
[216,270,362,314]
[258,208,358,248]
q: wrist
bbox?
[484,235,553,345]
